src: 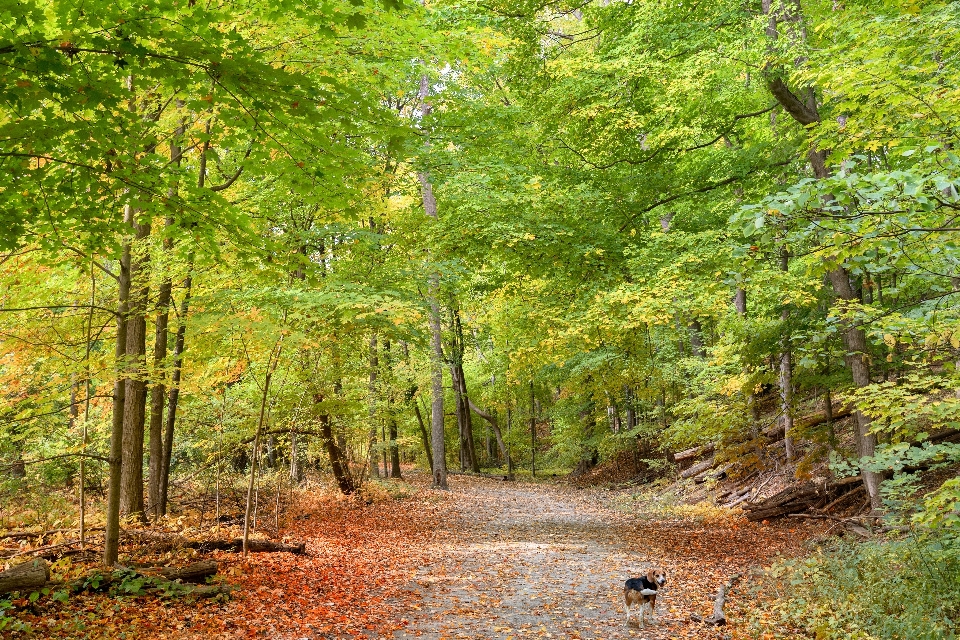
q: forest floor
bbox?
[3,473,823,639]
[393,474,820,640]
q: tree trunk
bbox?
[779,247,795,461]
[413,398,434,472]
[104,203,132,566]
[764,0,882,509]
[467,399,512,470]
[243,341,281,556]
[453,308,479,472]
[418,74,448,489]
[148,119,184,520]
[147,265,171,520]
[317,397,354,494]
[529,381,536,478]
[289,431,301,485]
[367,332,380,479]
[119,210,149,519]
[379,339,402,479]
[159,266,192,517]
[0,560,49,595]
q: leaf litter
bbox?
[3,474,820,639]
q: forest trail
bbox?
[394,476,817,640]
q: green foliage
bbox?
[752,533,960,639]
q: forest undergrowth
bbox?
[1,474,449,639]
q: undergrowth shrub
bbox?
[749,532,960,639]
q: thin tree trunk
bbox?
[467,399,511,469]
[735,288,761,437]
[147,252,171,519]
[104,208,131,566]
[779,247,795,461]
[418,74,447,489]
[530,381,536,478]
[80,260,95,550]
[367,332,380,478]
[158,266,191,516]
[148,116,184,520]
[413,399,434,472]
[243,341,282,556]
[455,309,479,472]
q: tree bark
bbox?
[317,396,354,494]
[380,339,402,479]
[467,399,512,470]
[0,560,49,595]
[159,266,192,516]
[243,341,281,556]
[104,202,132,566]
[764,0,881,509]
[779,247,796,461]
[413,398,434,472]
[418,75,448,489]
[530,381,536,478]
[367,332,380,478]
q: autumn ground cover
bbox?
[2,479,450,639]
[3,474,826,640]
[395,475,821,640]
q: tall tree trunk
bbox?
[158,266,191,516]
[452,306,479,472]
[148,116,184,520]
[529,381,536,478]
[418,74,448,489]
[104,206,132,566]
[381,339,403,478]
[119,201,150,519]
[148,269,171,519]
[765,0,881,509]
[735,287,761,439]
[367,332,380,479]
[779,247,796,461]
[243,341,281,556]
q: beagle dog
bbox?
[624,567,667,627]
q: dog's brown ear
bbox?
[646,568,655,581]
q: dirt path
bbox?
[394,476,817,640]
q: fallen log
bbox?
[765,406,853,441]
[707,574,741,625]
[674,443,715,463]
[723,490,754,509]
[743,476,864,521]
[194,538,306,554]
[680,456,716,479]
[127,532,306,555]
[694,466,728,484]
[0,559,49,594]
[155,559,219,583]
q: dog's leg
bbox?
[624,594,631,627]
